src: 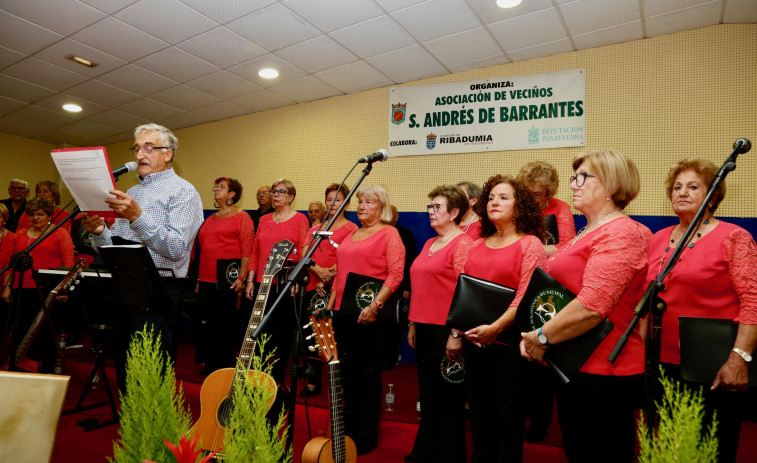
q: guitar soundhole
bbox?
[217,397,234,428]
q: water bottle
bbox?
[416,398,421,420]
[384,383,395,412]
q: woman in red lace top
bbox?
[325,184,405,456]
[446,175,545,463]
[647,158,757,463]
[520,149,651,463]
[195,177,254,373]
[16,181,71,233]
[516,161,576,256]
[405,185,474,463]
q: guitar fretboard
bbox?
[329,360,346,462]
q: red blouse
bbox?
[197,212,254,283]
[12,227,75,288]
[544,216,651,376]
[0,230,16,270]
[332,226,406,310]
[248,212,310,283]
[409,233,475,325]
[543,197,576,244]
[305,221,358,292]
[460,219,481,239]
[463,235,546,309]
[647,221,757,365]
[16,208,71,232]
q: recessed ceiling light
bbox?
[65,54,98,68]
[258,68,279,79]
[62,104,82,112]
[496,0,522,8]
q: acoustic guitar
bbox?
[300,310,357,463]
[191,239,294,455]
[3,259,87,372]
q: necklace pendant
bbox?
[688,243,694,248]
[664,247,669,252]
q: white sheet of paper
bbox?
[51,146,118,218]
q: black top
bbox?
[0,197,26,233]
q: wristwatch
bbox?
[732,347,752,363]
[537,327,549,346]
[450,331,462,339]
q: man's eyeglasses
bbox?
[426,204,444,213]
[128,145,168,154]
[269,189,290,196]
[569,173,597,187]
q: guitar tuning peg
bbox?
[305,334,315,341]
[308,345,316,352]
[303,321,313,329]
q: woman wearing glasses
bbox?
[516,161,575,256]
[16,181,71,233]
[194,177,254,374]
[2,196,75,372]
[244,179,310,384]
[520,150,651,463]
[405,185,474,463]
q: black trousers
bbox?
[408,323,467,463]
[556,372,644,463]
[196,282,238,371]
[463,341,525,463]
[333,310,385,447]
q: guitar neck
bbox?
[328,360,347,463]
[14,296,54,363]
[237,274,275,377]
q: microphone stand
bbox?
[607,138,751,420]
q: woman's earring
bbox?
[606,196,610,201]
[213,201,219,209]
[226,198,233,206]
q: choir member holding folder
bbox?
[646,158,757,463]
[449,175,545,463]
[405,185,474,463]
[520,150,650,463]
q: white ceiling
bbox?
[1,0,754,146]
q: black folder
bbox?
[446,273,517,343]
[516,267,614,383]
[544,214,559,245]
[340,272,397,322]
[679,317,756,387]
[216,258,242,291]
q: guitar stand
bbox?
[62,324,119,431]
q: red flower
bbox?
[142,434,216,463]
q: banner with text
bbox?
[388,69,586,156]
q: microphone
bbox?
[733,138,751,154]
[358,149,389,164]
[112,161,138,177]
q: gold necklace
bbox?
[461,213,478,233]
[429,230,462,256]
[215,207,234,217]
[487,231,519,249]
[572,209,622,244]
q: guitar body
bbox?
[301,436,357,463]
[192,367,277,452]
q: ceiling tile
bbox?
[390,0,482,42]
[268,76,342,103]
[180,0,275,24]
[228,90,296,112]
[330,15,417,59]
[11,105,79,128]
[101,131,133,144]
[191,102,249,121]
[0,117,53,138]
[57,119,122,139]
[37,128,97,146]
[84,109,145,130]
[185,71,262,100]
[488,7,569,52]
[79,0,140,15]
[0,0,105,36]
[447,54,510,74]
[117,97,184,120]
[66,80,141,107]
[643,0,716,17]
[156,112,208,130]
[508,38,574,62]
[0,74,56,103]
[227,54,307,87]
[71,17,169,62]
[135,47,219,83]
[572,20,643,50]
[0,10,64,55]
[0,45,26,69]
[373,0,427,12]
[97,64,179,96]
[560,0,639,36]
[150,85,222,111]
[177,27,267,68]
[32,38,128,78]
[283,0,383,33]
[3,58,89,92]
[315,60,391,93]
[366,45,443,81]
[114,0,218,44]
[646,2,722,37]
[394,67,448,84]
[276,36,357,73]
[423,27,503,67]
[0,95,26,116]
[723,0,757,23]
[33,93,109,116]
[227,3,320,51]
[466,0,555,25]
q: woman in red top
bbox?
[457,181,482,239]
[16,181,71,233]
[446,175,545,463]
[3,196,75,372]
[647,158,757,463]
[325,184,405,455]
[244,178,310,384]
[405,185,474,463]
[0,204,16,336]
[195,177,254,373]
[521,149,651,463]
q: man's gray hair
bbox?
[8,178,29,189]
[134,123,178,153]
